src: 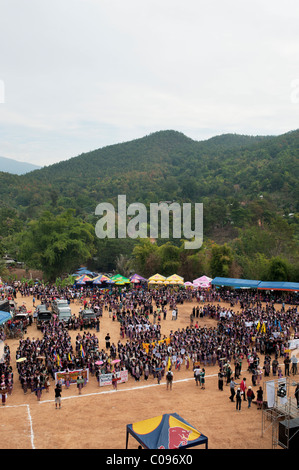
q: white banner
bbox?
[289,339,299,350]
[99,369,128,387]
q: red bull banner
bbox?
[55,368,89,385]
[99,369,128,387]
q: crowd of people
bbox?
[0,280,298,406]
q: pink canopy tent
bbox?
[193,276,212,288]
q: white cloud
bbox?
[0,0,298,165]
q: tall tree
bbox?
[18,210,96,281]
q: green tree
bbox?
[18,210,96,281]
[210,243,233,278]
[266,257,291,282]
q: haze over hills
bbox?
[0,156,42,175]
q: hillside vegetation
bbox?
[0,129,298,281]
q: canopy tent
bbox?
[130,274,148,283]
[110,274,130,285]
[211,277,261,289]
[165,274,184,285]
[0,310,12,325]
[148,274,166,282]
[92,274,111,285]
[126,413,208,449]
[75,274,93,283]
[193,275,212,285]
[257,281,299,291]
[75,269,94,275]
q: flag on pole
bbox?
[167,356,171,370]
[80,344,85,358]
[57,354,61,366]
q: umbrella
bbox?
[95,360,103,365]
[111,359,121,364]
[16,357,27,362]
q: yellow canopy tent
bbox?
[165,274,184,285]
[148,274,166,282]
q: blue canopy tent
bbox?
[126,413,208,449]
[257,281,299,291]
[211,277,261,289]
[0,310,12,325]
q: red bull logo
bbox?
[159,426,191,449]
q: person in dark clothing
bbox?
[218,371,224,391]
[236,388,242,411]
[54,383,62,409]
[105,333,111,349]
[256,386,263,410]
[284,355,290,376]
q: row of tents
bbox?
[74,271,213,288]
[74,268,299,292]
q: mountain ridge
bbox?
[0,156,42,175]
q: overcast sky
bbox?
[0,0,298,166]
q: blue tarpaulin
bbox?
[257,281,299,291]
[0,310,12,325]
[126,413,208,449]
[211,277,261,288]
[211,277,299,291]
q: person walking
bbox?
[200,368,205,390]
[229,377,238,402]
[54,382,62,409]
[236,388,242,411]
[77,373,84,394]
[194,366,201,387]
[240,377,247,401]
[112,373,118,391]
[166,368,173,390]
[218,371,224,391]
[284,355,290,376]
[256,386,263,410]
[246,386,255,408]
[105,333,111,350]
[291,355,298,376]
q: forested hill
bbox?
[0,129,298,217]
[0,128,298,281]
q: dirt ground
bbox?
[0,292,292,451]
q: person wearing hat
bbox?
[246,386,255,408]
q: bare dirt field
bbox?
[0,292,293,452]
